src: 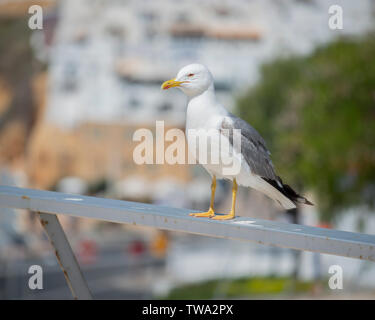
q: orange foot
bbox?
[210,212,235,220]
[189,208,215,218]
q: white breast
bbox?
[185,98,242,179]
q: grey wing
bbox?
[221,113,278,181]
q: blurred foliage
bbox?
[0,16,44,85]
[236,34,375,221]
[0,16,44,135]
[161,276,316,299]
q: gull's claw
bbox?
[189,209,215,218]
[210,213,235,220]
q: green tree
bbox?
[237,35,375,222]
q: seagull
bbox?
[161,64,312,220]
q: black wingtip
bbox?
[262,176,314,207]
[298,197,314,206]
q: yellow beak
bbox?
[161,78,184,90]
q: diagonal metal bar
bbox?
[37,212,92,299]
[1,185,375,262]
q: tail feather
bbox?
[282,183,314,206]
[262,176,313,207]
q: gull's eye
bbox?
[187,73,194,77]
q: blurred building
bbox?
[43,0,374,128]
[28,122,191,190]
[0,0,374,200]
[26,0,374,195]
[1,0,375,300]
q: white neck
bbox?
[187,83,216,103]
[185,84,228,131]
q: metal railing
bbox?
[1,185,375,299]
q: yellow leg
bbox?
[211,178,237,220]
[190,176,216,218]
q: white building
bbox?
[44,0,374,128]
